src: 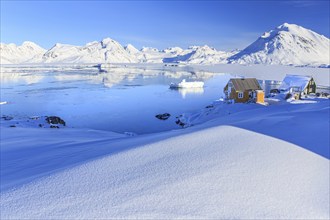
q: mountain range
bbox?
[1,23,329,67]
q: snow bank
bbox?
[1,125,328,219]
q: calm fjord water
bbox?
[1,68,232,134]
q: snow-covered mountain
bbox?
[0,39,237,65]
[124,44,140,56]
[1,23,328,66]
[0,41,46,64]
[162,45,238,64]
[139,47,166,63]
[229,23,330,66]
[162,47,184,55]
[42,38,139,63]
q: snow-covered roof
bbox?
[279,74,313,91]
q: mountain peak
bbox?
[141,47,159,52]
[125,44,140,54]
[22,41,38,47]
[125,44,136,49]
[101,37,114,43]
[197,45,215,51]
[276,23,307,34]
[100,38,121,49]
[277,22,295,29]
[230,23,330,66]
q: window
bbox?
[238,92,243,99]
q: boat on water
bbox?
[170,79,204,88]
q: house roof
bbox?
[229,78,262,91]
[279,74,313,91]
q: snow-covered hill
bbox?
[0,41,46,64]
[229,23,330,66]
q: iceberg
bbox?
[170,79,204,88]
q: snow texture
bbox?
[0,125,329,219]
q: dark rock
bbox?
[205,105,214,108]
[45,116,66,126]
[9,125,16,128]
[30,116,40,120]
[285,93,292,100]
[155,113,171,120]
[39,124,43,127]
[270,89,280,94]
[50,125,59,129]
[175,119,185,127]
[2,115,13,121]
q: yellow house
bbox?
[224,78,264,103]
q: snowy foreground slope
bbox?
[1,100,329,219]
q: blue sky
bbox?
[1,1,329,50]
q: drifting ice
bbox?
[170,79,204,88]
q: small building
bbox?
[279,75,316,96]
[224,78,264,103]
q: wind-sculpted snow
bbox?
[0,125,329,219]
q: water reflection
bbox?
[1,66,226,134]
[1,66,216,88]
[173,87,205,98]
[0,72,45,85]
